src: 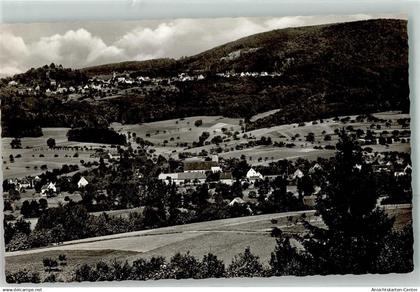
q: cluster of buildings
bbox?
[5,176,39,192]
[5,175,89,197]
[215,71,282,78]
[7,68,284,101]
[158,156,234,186]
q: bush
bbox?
[227,247,264,277]
[74,264,97,282]
[43,257,59,272]
[43,274,57,283]
[194,119,203,127]
[168,252,201,279]
[200,253,225,278]
[130,257,165,280]
[270,236,310,276]
[6,270,40,283]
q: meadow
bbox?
[5,205,410,281]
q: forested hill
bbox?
[83,18,408,77]
[1,19,409,137]
[83,18,410,123]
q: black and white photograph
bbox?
[0,11,415,285]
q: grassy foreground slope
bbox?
[6,205,410,279]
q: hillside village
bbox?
[5,65,281,103]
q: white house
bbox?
[246,168,263,181]
[158,172,206,186]
[211,166,222,173]
[309,163,322,174]
[228,197,245,206]
[41,182,56,196]
[158,173,178,184]
[78,177,89,188]
[292,169,304,180]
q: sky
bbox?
[0,14,405,76]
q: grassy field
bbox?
[5,249,140,281]
[6,205,411,281]
[1,127,109,179]
[112,111,410,164]
[2,111,410,179]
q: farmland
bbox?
[1,127,105,179]
[2,111,410,181]
[112,111,410,164]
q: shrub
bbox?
[199,253,225,278]
[270,236,310,276]
[168,252,201,279]
[227,247,263,277]
[43,257,59,272]
[43,274,57,283]
[6,270,40,283]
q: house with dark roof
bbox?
[183,160,218,173]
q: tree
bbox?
[74,264,97,282]
[270,236,312,276]
[58,254,67,266]
[39,198,48,211]
[374,226,413,273]
[130,256,166,280]
[10,138,22,149]
[227,247,263,277]
[199,253,225,278]
[8,188,20,201]
[47,138,56,149]
[301,130,395,274]
[6,270,40,283]
[43,257,59,272]
[306,132,315,143]
[168,252,201,279]
[20,200,31,217]
[194,119,203,127]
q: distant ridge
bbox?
[1,19,409,136]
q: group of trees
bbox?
[67,128,126,145]
[20,198,48,218]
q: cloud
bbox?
[113,17,309,61]
[0,31,29,75]
[0,15,390,76]
[30,28,126,68]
